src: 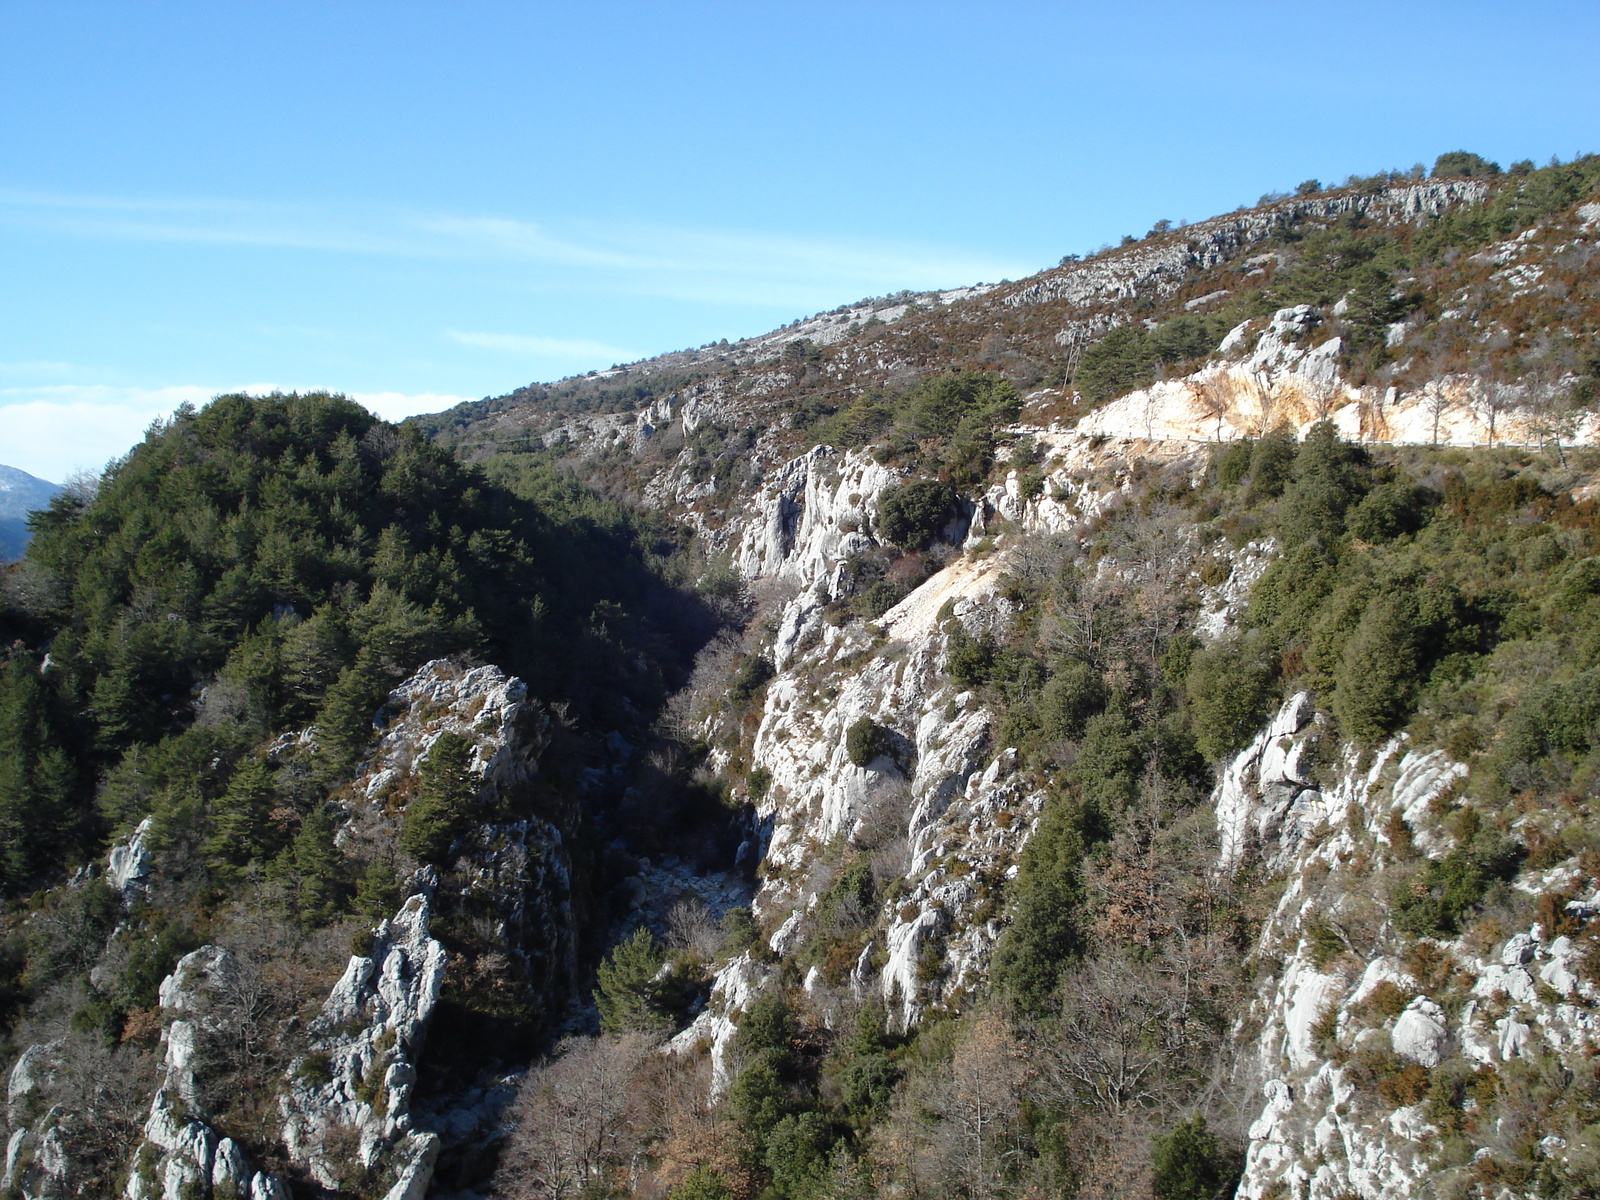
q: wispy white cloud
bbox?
[419,212,1022,301]
[0,188,415,255]
[0,360,77,376]
[0,384,471,481]
[447,330,637,361]
[0,187,1029,308]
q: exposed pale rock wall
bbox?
[281,889,446,1199]
[680,434,1200,1044]
[1079,358,1600,450]
[1220,695,1600,1199]
[106,818,153,900]
[125,947,287,1200]
[1078,290,1600,451]
[731,446,903,595]
[3,1041,67,1200]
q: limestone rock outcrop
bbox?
[127,947,286,1200]
[281,890,446,1199]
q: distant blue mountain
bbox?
[0,464,63,562]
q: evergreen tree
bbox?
[280,804,344,927]
[835,998,899,1118]
[1280,421,1364,546]
[1333,593,1421,741]
[1072,708,1142,815]
[88,664,142,751]
[1037,659,1106,742]
[764,1112,837,1199]
[593,926,668,1033]
[735,990,796,1058]
[315,650,388,779]
[203,755,279,878]
[1151,1115,1237,1200]
[399,731,478,864]
[1343,264,1404,354]
[669,1168,735,1200]
[1186,635,1278,761]
[1246,422,1297,501]
[990,798,1087,1014]
[353,859,401,923]
[0,653,79,889]
[726,1052,792,1150]
[278,605,353,716]
[875,479,956,551]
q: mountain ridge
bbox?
[0,464,61,563]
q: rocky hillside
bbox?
[1,152,1599,1200]
[417,152,1600,1200]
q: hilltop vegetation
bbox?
[0,391,727,1051]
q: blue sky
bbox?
[3,1,1597,482]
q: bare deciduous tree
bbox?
[1034,933,1235,1122]
[845,778,912,901]
[665,898,722,963]
[1470,376,1517,447]
[660,632,744,742]
[878,1010,1027,1200]
[23,1037,160,1199]
[498,1034,655,1200]
[1191,381,1228,443]
[1424,381,1454,446]
[1522,367,1577,465]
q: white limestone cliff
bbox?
[281,890,447,1199]
[1219,695,1600,1199]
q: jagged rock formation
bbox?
[281,889,446,1200]
[348,660,583,1025]
[105,820,153,901]
[116,889,448,1200]
[731,446,900,600]
[530,218,1599,1187]
[3,1041,69,1200]
[0,659,582,1200]
[127,948,286,1200]
[671,438,1213,1052]
[1217,696,1600,1200]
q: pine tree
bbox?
[1186,635,1278,761]
[1334,593,1421,741]
[1280,420,1364,546]
[314,649,387,778]
[835,997,898,1119]
[593,926,667,1033]
[990,798,1087,1015]
[0,654,79,890]
[203,756,279,879]
[353,859,400,923]
[399,731,478,864]
[1072,708,1142,815]
[89,662,144,748]
[1151,1115,1237,1200]
[1246,422,1297,501]
[283,805,343,927]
